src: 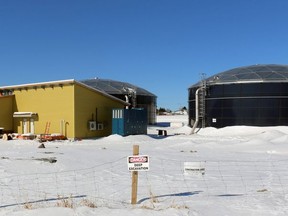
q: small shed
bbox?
[112,108,147,136]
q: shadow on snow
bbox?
[137,191,202,204]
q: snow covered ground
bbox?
[0,114,288,215]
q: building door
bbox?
[23,119,28,134]
[13,112,37,135]
[30,119,35,134]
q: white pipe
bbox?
[60,119,65,135]
[190,87,205,134]
[125,95,129,109]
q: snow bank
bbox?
[0,115,288,215]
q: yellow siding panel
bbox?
[13,84,75,138]
[0,95,14,132]
[74,83,125,138]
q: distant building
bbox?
[189,64,288,129]
[80,78,157,124]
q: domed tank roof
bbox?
[80,78,156,97]
[191,64,288,87]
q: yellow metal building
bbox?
[0,79,129,139]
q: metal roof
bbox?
[0,79,129,105]
[191,64,288,87]
[80,78,156,97]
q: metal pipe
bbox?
[190,87,205,134]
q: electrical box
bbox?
[89,121,97,131]
[97,123,104,130]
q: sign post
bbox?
[131,145,139,204]
[128,145,150,204]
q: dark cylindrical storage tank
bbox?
[80,78,157,125]
[188,64,288,128]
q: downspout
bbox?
[95,108,98,123]
[190,86,205,134]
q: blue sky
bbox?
[1,0,288,110]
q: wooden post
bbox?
[131,145,139,204]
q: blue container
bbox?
[112,108,147,136]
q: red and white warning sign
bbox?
[127,155,149,171]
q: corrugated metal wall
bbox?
[112,108,147,136]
